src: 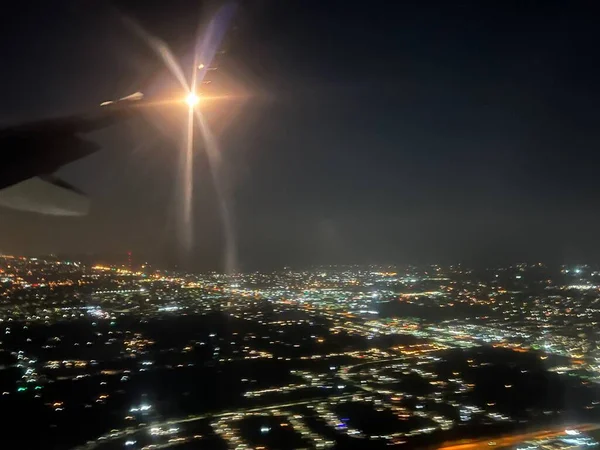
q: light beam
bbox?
[185,93,200,107]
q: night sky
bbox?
[1,0,600,270]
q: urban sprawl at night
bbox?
[2,255,600,449]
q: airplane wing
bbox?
[0,175,90,216]
[0,92,143,216]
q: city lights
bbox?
[4,256,600,448]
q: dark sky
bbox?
[1,0,600,270]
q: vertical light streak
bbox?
[195,109,237,273]
[189,2,238,273]
[123,3,238,271]
[181,103,194,251]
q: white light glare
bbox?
[186,93,200,106]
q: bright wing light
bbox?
[185,93,200,106]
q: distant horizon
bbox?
[2,252,596,273]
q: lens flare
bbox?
[185,93,200,106]
[122,2,238,272]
